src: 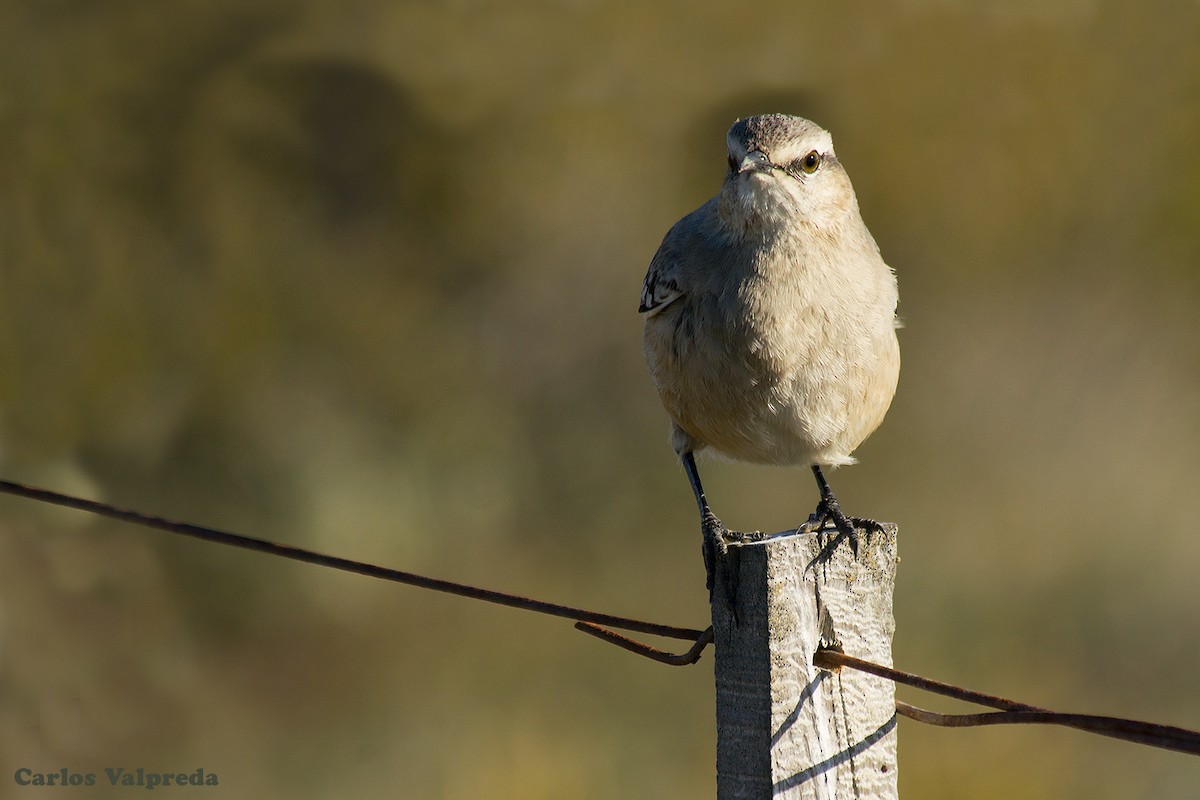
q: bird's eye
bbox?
[727,154,738,173]
[800,150,821,174]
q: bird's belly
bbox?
[647,304,899,467]
[668,360,822,465]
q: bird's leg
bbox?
[682,452,737,606]
[803,464,886,535]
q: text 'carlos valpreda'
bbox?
[14,767,219,789]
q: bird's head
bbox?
[719,114,859,237]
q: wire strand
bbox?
[894,702,1200,754]
[0,479,703,641]
[817,650,1200,756]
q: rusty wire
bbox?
[815,649,1200,756]
[0,479,702,641]
[3,478,1199,758]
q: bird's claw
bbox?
[701,511,752,621]
[701,510,729,601]
[797,498,885,537]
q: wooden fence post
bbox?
[712,524,898,799]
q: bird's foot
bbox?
[701,511,760,620]
[701,510,731,602]
[797,497,886,537]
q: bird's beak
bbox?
[737,150,773,174]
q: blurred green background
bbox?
[3,1,1199,797]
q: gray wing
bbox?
[639,210,703,316]
[639,245,684,316]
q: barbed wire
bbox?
[2,478,1198,758]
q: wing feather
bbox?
[638,220,692,316]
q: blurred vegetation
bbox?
[2,1,1199,797]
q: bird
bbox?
[639,114,900,589]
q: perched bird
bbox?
[639,114,900,583]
